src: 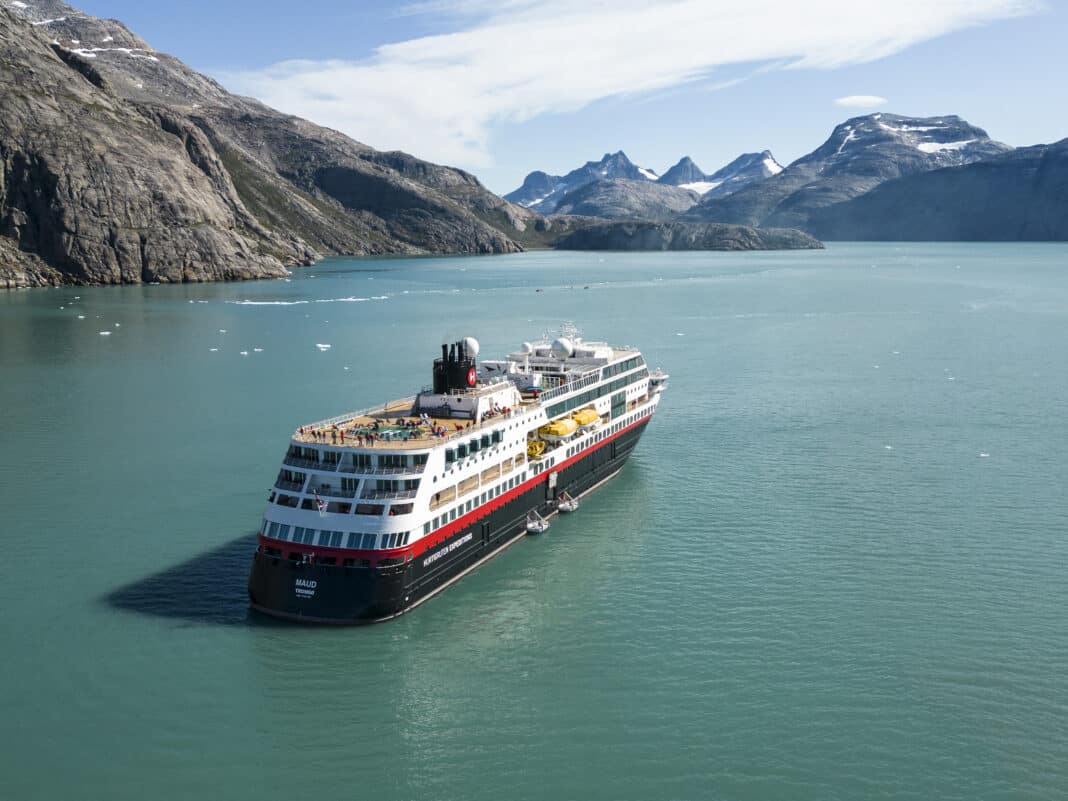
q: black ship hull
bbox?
[248,416,650,624]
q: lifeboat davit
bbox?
[539,418,578,442]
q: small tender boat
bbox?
[557,491,578,513]
[539,418,577,443]
[571,407,600,431]
[526,510,550,534]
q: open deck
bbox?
[292,395,539,451]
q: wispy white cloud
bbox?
[834,95,889,108]
[219,0,1039,168]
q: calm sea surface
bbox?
[2,243,1067,800]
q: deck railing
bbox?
[359,489,418,501]
[314,485,358,499]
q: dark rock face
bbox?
[554,221,823,251]
[553,179,700,221]
[658,156,707,185]
[0,1,533,287]
[504,151,656,212]
[683,114,1012,231]
[808,139,1068,241]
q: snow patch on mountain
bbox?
[638,166,659,181]
[917,139,977,153]
[679,180,722,195]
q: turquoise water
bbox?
[2,243,1067,800]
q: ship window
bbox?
[413,454,429,466]
[456,444,468,458]
[361,533,376,549]
[319,556,337,566]
[268,521,280,539]
[278,524,291,541]
[343,558,355,567]
[450,508,458,521]
[469,439,480,453]
[466,500,473,512]
[402,532,410,546]
[424,522,431,534]
[445,448,456,463]
[346,532,360,548]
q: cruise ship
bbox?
[248,334,667,624]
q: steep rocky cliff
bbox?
[0,1,534,287]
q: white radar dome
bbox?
[463,336,480,358]
[520,341,533,354]
[551,337,574,360]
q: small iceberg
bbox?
[99,331,111,336]
[316,343,332,351]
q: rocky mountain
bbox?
[552,180,700,221]
[807,139,1068,241]
[554,221,823,251]
[504,151,659,212]
[1,1,537,287]
[510,148,784,220]
[659,151,783,199]
[681,114,1012,231]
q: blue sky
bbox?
[77,0,1067,195]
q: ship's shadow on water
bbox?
[104,534,281,627]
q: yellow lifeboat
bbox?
[538,418,578,442]
[571,408,600,430]
[527,439,546,458]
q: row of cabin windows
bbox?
[423,471,527,534]
[288,447,429,470]
[264,520,411,550]
[272,493,414,517]
[544,368,649,419]
[601,356,645,379]
[445,430,504,463]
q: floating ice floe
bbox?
[209,348,218,352]
[240,351,249,356]
[114,323,120,327]
[219,329,227,333]
[979,452,990,458]
[99,331,111,336]
[884,445,893,450]
[253,348,263,352]
[316,343,332,351]
[77,315,85,319]
[892,350,900,355]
